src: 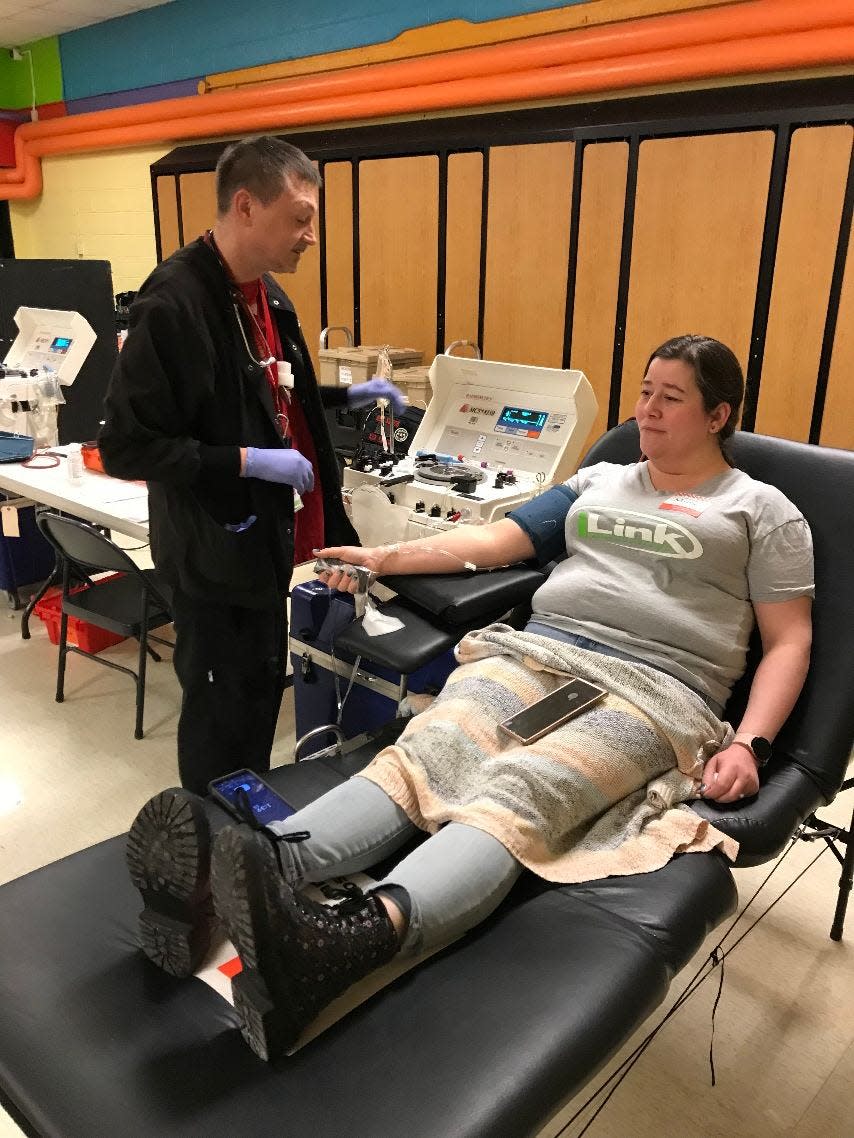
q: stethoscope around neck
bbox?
[229,291,296,422]
[206,228,278,372]
[231,296,276,371]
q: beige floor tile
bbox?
[0,589,297,886]
[0,1106,23,1138]
[792,1035,854,1137]
[538,788,854,1138]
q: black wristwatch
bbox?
[733,732,772,767]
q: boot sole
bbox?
[210,827,305,1061]
[126,789,214,977]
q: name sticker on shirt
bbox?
[658,494,709,518]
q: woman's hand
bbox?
[314,545,388,593]
[699,744,760,803]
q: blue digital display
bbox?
[50,336,73,353]
[210,770,296,825]
[495,405,549,438]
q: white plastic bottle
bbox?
[67,442,84,485]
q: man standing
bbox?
[100,135,402,793]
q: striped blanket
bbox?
[360,624,738,883]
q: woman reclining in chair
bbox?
[127,334,813,1062]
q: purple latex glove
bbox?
[243,447,314,494]
[347,378,407,415]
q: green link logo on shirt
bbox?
[577,509,703,559]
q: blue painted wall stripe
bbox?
[65,78,203,116]
[60,0,586,102]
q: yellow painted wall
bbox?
[9,146,168,293]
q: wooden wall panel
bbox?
[154,88,853,452]
[621,131,774,419]
[821,222,854,451]
[323,162,355,344]
[569,141,629,458]
[358,155,439,360]
[444,151,483,353]
[271,257,321,375]
[757,126,853,441]
[482,142,574,367]
[179,172,217,245]
[156,176,180,260]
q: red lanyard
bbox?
[205,230,290,440]
[242,282,291,441]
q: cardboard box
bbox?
[394,365,433,407]
[318,345,422,386]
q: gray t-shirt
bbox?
[528,461,814,708]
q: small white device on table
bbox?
[0,307,97,447]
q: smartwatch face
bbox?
[752,737,772,764]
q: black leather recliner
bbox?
[0,423,851,1138]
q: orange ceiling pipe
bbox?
[13,0,853,149]
[1,136,41,199]
[1,10,853,199]
[22,27,854,157]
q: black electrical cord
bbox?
[553,830,831,1137]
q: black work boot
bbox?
[126,788,215,977]
[210,825,400,1062]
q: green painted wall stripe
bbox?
[0,37,63,110]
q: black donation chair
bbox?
[35,511,173,739]
[0,425,850,1138]
[358,422,854,936]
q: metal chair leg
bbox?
[22,562,60,640]
[56,610,69,703]
[135,628,148,740]
[830,797,854,941]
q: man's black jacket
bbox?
[99,238,357,609]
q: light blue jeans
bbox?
[271,776,521,955]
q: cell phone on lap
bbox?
[498,678,607,745]
[208,768,297,828]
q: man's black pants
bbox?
[171,590,288,795]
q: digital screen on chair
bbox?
[208,770,296,826]
[49,336,73,353]
[495,405,549,438]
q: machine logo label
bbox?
[459,404,497,417]
[577,509,702,558]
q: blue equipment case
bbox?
[289,579,457,752]
[0,500,56,608]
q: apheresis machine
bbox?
[342,353,598,544]
[0,307,96,447]
[291,354,597,746]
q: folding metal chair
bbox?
[36,511,174,739]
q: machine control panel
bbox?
[342,354,597,542]
[430,384,579,481]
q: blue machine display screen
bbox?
[211,771,296,825]
[495,405,549,437]
[50,336,73,353]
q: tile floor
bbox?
[0,573,851,1137]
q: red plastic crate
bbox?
[34,575,128,653]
